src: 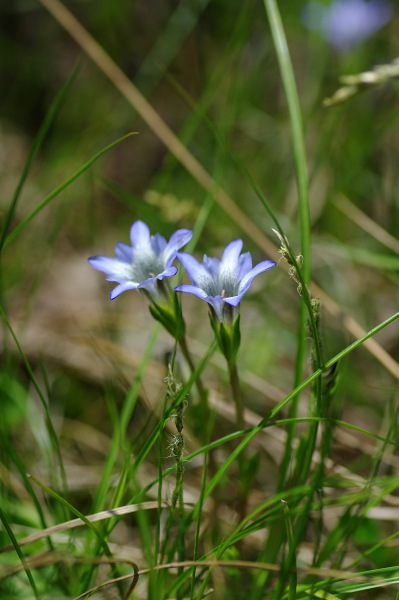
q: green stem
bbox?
[262,0,315,488]
[172,401,186,590]
[178,335,209,412]
[229,362,244,432]
[228,361,248,527]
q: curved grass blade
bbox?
[0,64,80,253]
[0,433,54,552]
[0,304,67,493]
[28,474,113,558]
[3,133,135,250]
[0,505,40,599]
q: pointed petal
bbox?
[115,242,132,262]
[175,285,223,319]
[88,256,133,280]
[164,229,192,264]
[110,281,139,299]
[176,252,213,288]
[151,233,167,255]
[130,221,150,248]
[238,260,276,295]
[174,284,209,300]
[224,294,243,307]
[236,252,252,279]
[203,255,220,277]
[220,240,243,271]
[157,266,178,280]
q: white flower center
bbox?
[129,250,165,282]
[200,270,238,298]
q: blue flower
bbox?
[175,240,276,323]
[302,0,393,50]
[88,220,192,302]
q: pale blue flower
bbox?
[88,220,192,302]
[175,240,276,323]
[302,0,393,50]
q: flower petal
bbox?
[236,252,252,279]
[151,233,168,255]
[175,284,223,319]
[130,221,150,248]
[203,255,220,277]
[177,252,213,288]
[164,229,193,264]
[156,266,178,280]
[220,239,243,272]
[224,294,243,307]
[174,283,209,300]
[238,260,276,295]
[115,242,132,262]
[88,256,133,280]
[110,281,139,299]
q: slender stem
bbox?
[165,367,186,600]
[228,361,248,527]
[171,399,185,511]
[178,335,209,411]
[229,362,244,432]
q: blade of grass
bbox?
[2,133,135,250]
[135,0,212,96]
[282,500,297,600]
[0,64,80,253]
[262,0,322,482]
[0,506,40,600]
[0,501,169,554]
[0,304,68,495]
[262,0,310,285]
[29,474,113,556]
[0,433,54,551]
[333,194,399,255]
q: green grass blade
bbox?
[0,304,67,494]
[0,505,40,600]
[3,133,135,250]
[135,0,212,95]
[0,433,53,551]
[262,0,310,282]
[260,14,322,574]
[29,474,112,556]
[0,64,80,253]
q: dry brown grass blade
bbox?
[1,554,373,598]
[0,501,171,554]
[333,194,399,255]
[38,0,270,257]
[82,558,371,595]
[2,552,139,600]
[38,0,399,383]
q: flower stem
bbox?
[165,366,186,600]
[229,362,244,432]
[228,361,248,528]
[178,335,209,412]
